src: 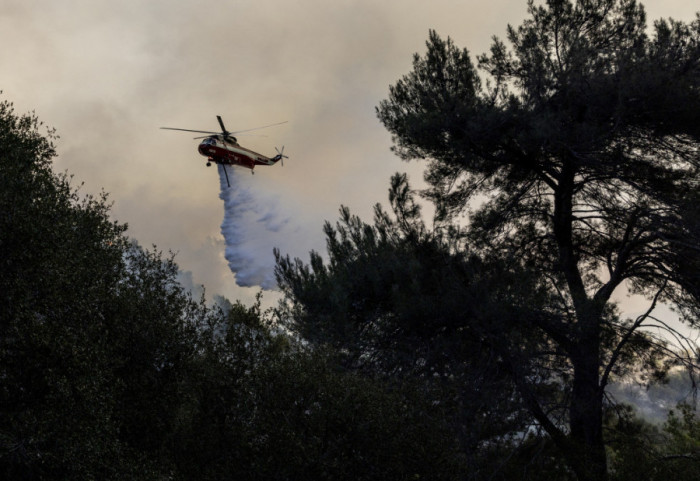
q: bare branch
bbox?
[600,283,666,391]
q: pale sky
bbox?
[1,0,697,307]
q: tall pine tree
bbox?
[374,1,700,479]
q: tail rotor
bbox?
[275,146,288,166]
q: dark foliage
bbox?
[277,1,700,480]
[0,96,465,480]
[275,174,555,465]
[374,1,700,478]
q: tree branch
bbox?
[600,283,666,391]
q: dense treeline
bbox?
[0,101,462,480]
[2,1,700,480]
[2,99,696,481]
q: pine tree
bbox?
[374,1,700,479]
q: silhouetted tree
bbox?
[0,96,218,478]
[276,173,672,479]
[275,175,549,470]
[372,1,700,479]
[276,1,700,480]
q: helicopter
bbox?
[161,115,288,186]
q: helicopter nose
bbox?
[198,142,214,157]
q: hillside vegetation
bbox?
[2,2,700,479]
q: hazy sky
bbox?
[1,0,697,307]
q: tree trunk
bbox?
[566,301,607,481]
[568,344,608,481]
[552,164,608,480]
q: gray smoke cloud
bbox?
[4,0,694,304]
[609,368,698,423]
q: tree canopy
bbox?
[278,1,700,480]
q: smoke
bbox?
[608,368,698,423]
[218,164,292,290]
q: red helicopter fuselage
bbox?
[198,136,281,171]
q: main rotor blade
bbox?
[217,115,227,133]
[161,127,220,134]
[161,119,287,136]
[192,133,267,140]
[230,120,288,135]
